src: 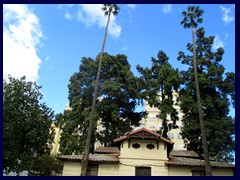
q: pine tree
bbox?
[97,53,145,146]
[177,27,235,163]
[137,50,181,138]
[58,57,98,155]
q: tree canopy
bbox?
[177,27,235,163]
[58,53,145,155]
[3,76,54,173]
[137,50,181,138]
[30,154,63,176]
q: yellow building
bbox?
[140,91,185,150]
[50,123,61,156]
[58,128,234,176]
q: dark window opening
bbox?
[146,143,155,150]
[132,143,141,149]
[135,167,151,176]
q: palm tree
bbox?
[81,4,120,176]
[181,5,212,176]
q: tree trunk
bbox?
[192,26,212,176]
[81,12,111,176]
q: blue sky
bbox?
[3,4,235,118]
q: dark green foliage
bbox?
[178,27,235,163]
[102,4,120,16]
[30,154,63,176]
[59,53,144,153]
[3,76,54,173]
[58,57,98,155]
[137,51,181,138]
[181,6,204,29]
[97,53,145,146]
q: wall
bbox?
[168,166,192,176]
[168,166,234,176]
[120,139,168,160]
[143,91,186,150]
[118,139,169,176]
[118,159,168,176]
[98,164,119,176]
[62,161,82,176]
[212,168,234,176]
[50,125,61,156]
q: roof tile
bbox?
[58,154,119,163]
[170,150,199,158]
[94,147,120,154]
[165,157,235,168]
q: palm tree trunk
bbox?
[192,26,212,176]
[81,12,111,176]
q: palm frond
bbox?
[102,4,120,17]
[181,5,204,29]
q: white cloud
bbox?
[162,4,173,14]
[76,4,121,37]
[220,5,235,26]
[64,12,73,20]
[213,35,224,50]
[3,4,43,82]
[127,4,136,9]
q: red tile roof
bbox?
[94,147,120,154]
[165,157,235,168]
[113,127,174,144]
[89,154,119,163]
[170,150,199,158]
[58,155,83,160]
[58,154,119,163]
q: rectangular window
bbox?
[167,133,174,139]
[148,113,156,119]
[135,167,151,176]
[177,133,182,139]
[149,123,155,129]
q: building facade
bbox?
[136,91,185,150]
[58,128,234,176]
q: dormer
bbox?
[113,128,174,160]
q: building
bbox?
[50,104,71,156]
[58,128,234,176]
[137,91,185,150]
[50,123,61,156]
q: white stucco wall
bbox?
[212,168,234,176]
[168,166,192,176]
[98,164,119,176]
[120,139,168,160]
[62,161,82,176]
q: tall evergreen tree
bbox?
[180,5,212,176]
[178,27,235,163]
[82,4,120,176]
[59,53,144,173]
[97,53,145,146]
[137,50,181,138]
[58,57,98,155]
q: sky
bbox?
[3,4,235,118]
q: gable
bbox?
[113,127,174,145]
